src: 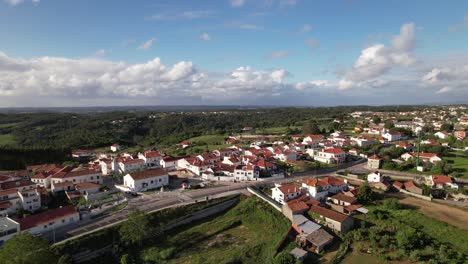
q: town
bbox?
[0,105,467,263]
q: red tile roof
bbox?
[323,148,345,155]
[128,168,167,180]
[287,200,309,212]
[432,175,452,185]
[17,205,78,230]
[393,181,403,188]
[75,182,101,190]
[321,176,346,186]
[309,206,350,223]
[329,193,357,204]
[368,154,381,160]
[302,178,328,187]
[278,184,301,195]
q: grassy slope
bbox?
[0,134,15,145]
[444,150,468,178]
[187,135,227,144]
[143,197,291,264]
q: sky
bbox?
[0,0,468,107]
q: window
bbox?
[97,176,100,179]
[62,219,65,223]
[91,176,94,180]
[159,178,161,182]
[151,180,153,184]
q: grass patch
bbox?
[444,151,468,178]
[187,134,227,144]
[0,122,20,128]
[139,196,291,264]
[0,134,15,146]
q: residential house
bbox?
[367,154,382,169]
[454,131,466,140]
[233,164,259,181]
[429,175,458,189]
[118,158,146,173]
[51,168,102,187]
[434,131,450,139]
[17,205,79,236]
[110,144,122,152]
[309,206,354,233]
[138,150,162,168]
[0,217,20,244]
[348,148,359,156]
[122,168,168,192]
[403,181,423,195]
[367,171,382,183]
[271,184,303,204]
[382,132,402,142]
[396,142,414,151]
[314,148,346,164]
[401,152,442,164]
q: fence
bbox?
[247,186,282,211]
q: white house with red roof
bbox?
[138,150,162,168]
[301,178,329,200]
[122,168,168,192]
[271,183,303,204]
[118,158,146,173]
[17,205,79,236]
[401,152,442,164]
[197,152,221,164]
[382,131,402,142]
[434,131,450,139]
[315,148,346,164]
[221,155,242,166]
[51,168,102,188]
[178,157,215,175]
[302,134,324,147]
[367,171,382,183]
[454,131,466,140]
[110,144,122,152]
[350,136,374,147]
[428,175,458,189]
[233,164,259,181]
[396,141,414,151]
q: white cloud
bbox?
[305,38,319,50]
[268,50,289,60]
[339,22,416,90]
[436,86,452,94]
[295,80,329,90]
[199,33,211,41]
[137,38,156,51]
[4,0,38,5]
[145,10,214,21]
[300,24,312,33]
[230,0,245,7]
[0,51,297,105]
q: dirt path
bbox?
[386,193,468,231]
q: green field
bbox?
[139,197,291,264]
[0,122,20,128]
[187,134,227,144]
[444,151,468,178]
[256,126,300,134]
[0,134,15,145]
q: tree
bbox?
[302,120,320,135]
[384,121,395,129]
[0,233,57,264]
[440,123,454,132]
[357,184,374,204]
[372,115,382,124]
[274,252,297,264]
[382,198,401,210]
[430,160,452,175]
[119,209,154,246]
[120,254,134,264]
[57,254,73,264]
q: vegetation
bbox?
[119,209,154,246]
[0,233,57,264]
[342,199,468,263]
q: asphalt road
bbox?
[47,160,366,244]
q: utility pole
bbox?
[416,131,421,168]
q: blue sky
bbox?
[0,0,467,107]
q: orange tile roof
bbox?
[309,206,350,223]
[17,205,78,230]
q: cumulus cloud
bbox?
[138,38,156,51]
[295,80,329,91]
[4,0,39,5]
[267,50,289,60]
[199,33,211,41]
[339,23,416,90]
[436,86,452,94]
[0,51,296,105]
[230,0,245,7]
